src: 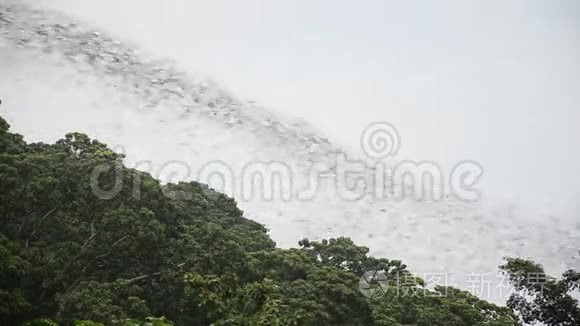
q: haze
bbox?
[28,0,580,223]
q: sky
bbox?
[28,0,580,221]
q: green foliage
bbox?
[74,321,105,326]
[0,116,272,324]
[0,114,571,325]
[500,257,580,325]
[0,116,26,154]
[370,285,517,325]
[21,319,58,326]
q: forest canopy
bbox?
[0,114,577,325]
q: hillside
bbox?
[0,3,577,303]
[0,114,524,325]
[1,2,579,325]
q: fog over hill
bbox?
[1,0,579,304]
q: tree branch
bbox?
[81,235,130,272]
[25,207,57,247]
[125,263,186,284]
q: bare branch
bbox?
[81,235,130,272]
[25,207,57,247]
[125,263,186,284]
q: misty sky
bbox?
[31,0,580,220]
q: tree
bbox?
[0,115,273,324]
[500,257,580,325]
[0,113,562,325]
